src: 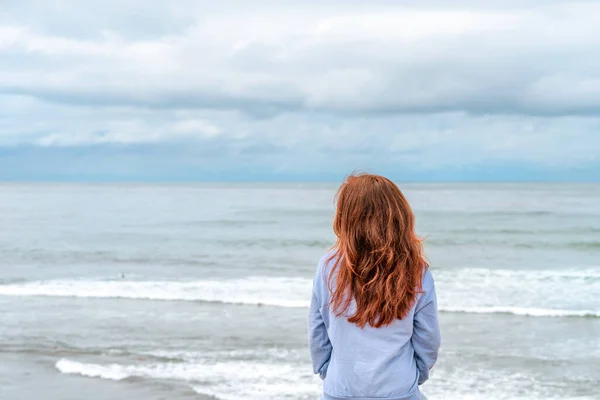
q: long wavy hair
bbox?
[326,173,427,328]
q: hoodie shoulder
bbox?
[422,267,435,292]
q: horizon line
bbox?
[1,179,598,185]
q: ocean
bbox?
[0,183,599,400]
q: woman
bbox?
[309,173,441,400]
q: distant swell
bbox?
[439,306,600,318]
[426,238,600,251]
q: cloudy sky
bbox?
[1,0,599,181]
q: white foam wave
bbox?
[2,267,599,318]
[436,267,600,319]
[0,277,311,308]
[56,359,130,380]
[55,357,594,400]
[55,358,320,400]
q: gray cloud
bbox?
[0,0,599,179]
[2,1,600,117]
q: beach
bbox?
[1,183,599,400]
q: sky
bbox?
[1,0,599,181]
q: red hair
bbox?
[327,173,427,328]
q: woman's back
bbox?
[308,173,441,400]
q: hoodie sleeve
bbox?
[411,269,441,385]
[308,259,332,379]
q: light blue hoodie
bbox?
[308,254,441,400]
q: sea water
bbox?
[0,183,598,400]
